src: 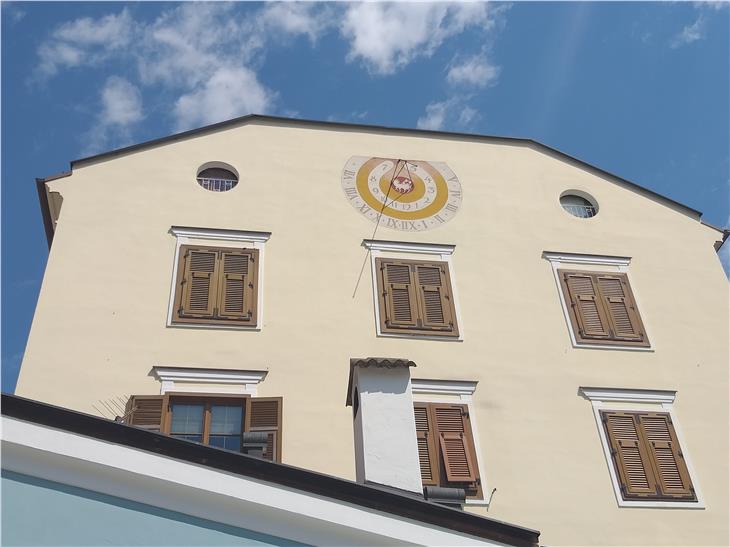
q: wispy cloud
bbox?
[447,53,500,88]
[670,1,728,49]
[417,96,480,131]
[174,67,273,131]
[670,14,706,48]
[83,76,144,155]
[341,2,501,75]
[36,9,134,78]
[35,3,335,143]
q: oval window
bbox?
[197,166,238,192]
[560,192,598,218]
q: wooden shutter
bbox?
[414,403,438,486]
[415,263,455,332]
[433,404,478,484]
[246,397,282,462]
[560,270,611,341]
[217,249,258,323]
[601,411,657,498]
[378,259,419,329]
[178,246,219,319]
[596,274,647,344]
[376,258,459,336]
[637,413,695,500]
[125,395,166,431]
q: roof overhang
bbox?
[1,394,539,547]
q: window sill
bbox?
[167,322,261,332]
[376,331,463,342]
[573,342,654,352]
[616,499,705,509]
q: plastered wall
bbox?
[17,120,729,546]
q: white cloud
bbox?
[670,15,706,48]
[100,76,144,126]
[447,54,500,88]
[417,96,481,131]
[37,9,134,77]
[83,77,143,155]
[693,1,728,10]
[458,105,478,126]
[260,2,333,43]
[174,66,272,131]
[341,2,500,75]
[417,100,451,131]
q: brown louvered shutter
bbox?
[414,403,438,486]
[179,246,218,318]
[601,411,657,498]
[247,397,282,462]
[637,413,695,500]
[125,395,166,431]
[415,263,456,333]
[596,274,647,345]
[217,249,258,323]
[559,270,611,341]
[433,404,478,483]
[378,259,419,329]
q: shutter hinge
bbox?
[249,282,254,288]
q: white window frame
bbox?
[580,387,704,509]
[410,379,490,506]
[543,251,653,351]
[363,239,464,341]
[167,227,271,330]
[152,366,268,396]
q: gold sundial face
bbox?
[341,156,462,231]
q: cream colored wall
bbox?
[17,120,729,546]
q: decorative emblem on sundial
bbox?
[341,156,463,231]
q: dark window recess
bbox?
[125,394,282,462]
[375,258,459,337]
[414,402,482,500]
[558,269,649,347]
[172,245,259,327]
[601,410,696,502]
[197,167,238,192]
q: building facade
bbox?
[14,116,730,546]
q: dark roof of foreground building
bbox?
[1,393,540,547]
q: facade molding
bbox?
[579,387,705,509]
[365,240,464,342]
[410,378,489,506]
[152,367,268,395]
[362,239,456,256]
[543,251,654,352]
[166,227,270,331]
[580,387,675,405]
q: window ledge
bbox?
[152,367,268,395]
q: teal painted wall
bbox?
[1,471,309,546]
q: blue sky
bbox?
[2,2,728,392]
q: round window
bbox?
[560,192,598,218]
[197,166,238,192]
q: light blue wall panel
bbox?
[2,471,309,546]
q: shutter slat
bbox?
[562,272,610,339]
[125,395,165,431]
[416,264,453,330]
[380,260,418,328]
[597,276,644,341]
[248,398,282,462]
[433,405,478,484]
[217,249,258,322]
[179,247,219,318]
[413,404,438,486]
[638,414,695,500]
[602,411,657,498]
